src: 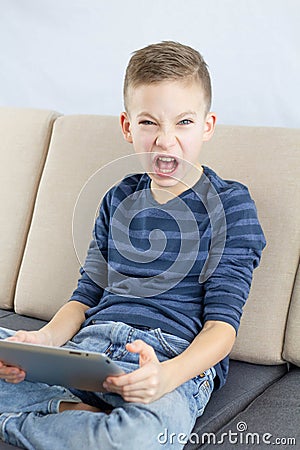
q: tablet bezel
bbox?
[0,339,124,391]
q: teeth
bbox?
[156,156,177,174]
[158,157,175,162]
[160,168,174,173]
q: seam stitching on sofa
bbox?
[282,258,300,362]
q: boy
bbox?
[0,41,266,449]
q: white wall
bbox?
[0,0,299,127]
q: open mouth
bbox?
[154,155,178,176]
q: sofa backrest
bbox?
[199,125,300,365]
[1,109,299,367]
[14,115,133,319]
[0,108,59,310]
[283,262,300,367]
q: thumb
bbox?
[6,330,30,343]
[126,340,158,366]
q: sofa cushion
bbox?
[283,263,300,366]
[0,310,47,331]
[14,115,133,320]
[0,310,11,319]
[203,367,300,449]
[0,441,18,450]
[13,118,300,366]
[0,108,60,310]
[201,125,300,365]
[184,360,287,449]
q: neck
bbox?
[150,164,203,204]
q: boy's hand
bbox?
[0,329,51,384]
[0,360,26,384]
[103,340,172,404]
[6,329,51,345]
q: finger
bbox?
[117,381,154,394]
[126,340,155,357]
[105,363,157,388]
[104,378,148,393]
[0,366,25,378]
[126,340,159,365]
[113,387,158,404]
[1,369,25,383]
[0,361,25,375]
[6,331,27,342]
[123,392,157,403]
[3,375,25,384]
[104,372,136,388]
[104,382,155,402]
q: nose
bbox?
[155,131,176,150]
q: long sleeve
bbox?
[69,189,113,308]
[202,186,266,333]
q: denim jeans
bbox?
[0,322,215,450]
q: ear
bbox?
[203,112,217,142]
[120,112,133,143]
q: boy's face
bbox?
[121,80,216,200]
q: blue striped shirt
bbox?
[70,166,266,388]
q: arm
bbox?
[37,300,89,347]
[104,184,265,402]
[0,300,89,383]
[7,300,89,347]
[161,320,235,389]
[103,320,235,403]
[1,188,113,383]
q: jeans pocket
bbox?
[192,369,214,416]
[64,325,112,355]
[154,329,190,358]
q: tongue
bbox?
[157,159,175,171]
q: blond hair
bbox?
[123,41,212,113]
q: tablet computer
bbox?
[0,340,124,391]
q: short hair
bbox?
[123,41,212,113]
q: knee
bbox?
[99,406,162,450]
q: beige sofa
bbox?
[0,107,299,449]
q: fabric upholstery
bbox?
[200,126,300,364]
[14,115,133,320]
[0,108,60,310]
[184,360,287,449]
[0,310,12,319]
[206,367,300,449]
[0,310,47,331]
[1,109,299,450]
[283,263,300,366]
[13,118,300,366]
[0,441,18,450]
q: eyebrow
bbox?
[136,111,197,120]
[137,112,157,120]
[176,111,197,120]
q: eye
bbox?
[178,119,193,125]
[139,120,156,126]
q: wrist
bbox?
[161,358,185,392]
[38,327,55,346]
